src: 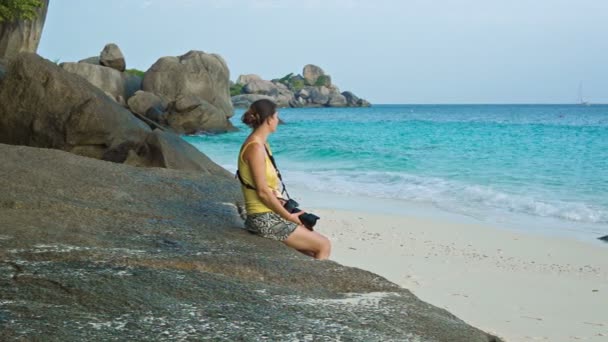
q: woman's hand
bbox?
[289,211,304,225]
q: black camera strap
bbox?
[236,144,292,199]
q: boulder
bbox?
[243,79,277,94]
[127,90,166,116]
[0,53,150,162]
[166,96,236,134]
[342,91,360,106]
[358,98,372,107]
[342,91,371,107]
[0,0,49,59]
[309,86,331,106]
[143,51,233,132]
[0,143,502,342]
[100,43,126,72]
[144,106,165,123]
[328,93,348,107]
[236,74,262,85]
[303,64,325,85]
[296,88,310,99]
[231,94,276,108]
[126,129,234,176]
[78,56,100,65]
[60,62,141,104]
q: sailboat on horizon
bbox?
[578,82,591,106]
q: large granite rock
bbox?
[165,95,236,134]
[127,90,166,117]
[343,91,372,107]
[231,94,276,108]
[60,61,141,105]
[236,73,262,85]
[142,50,234,133]
[0,0,49,59]
[0,53,226,173]
[0,53,150,162]
[126,129,234,176]
[0,143,501,342]
[100,43,126,72]
[243,79,276,94]
[303,64,325,85]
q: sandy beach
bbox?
[311,206,608,341]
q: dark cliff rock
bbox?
[0,143,501,341]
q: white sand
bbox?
[312,207,608,341]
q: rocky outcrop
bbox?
[56,45,235,134]
[303,64,325,85]
[59,61,141,106]
[0,0,49,59]
[343,91,371,107]
[0,143,501,342]
[231,94,276,108]
[127,90,167,119]
[0,53,150,162]
[142,51,235,133]
[100,43,126,72]
[0,53,227,173]
[232,64,370,108]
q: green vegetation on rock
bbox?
[278,72,293,84]
[0,0,43,22]
[125,68,145,78]
[230,83,244,96]
[315,75,330,87]
[289,78,305,92]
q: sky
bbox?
[38,0,608,104]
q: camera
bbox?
[283,198,320,230]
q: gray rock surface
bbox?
[236,73,262,85]
[127,90,166,116]
[328,92,348,107]
[0,53,150,162]
[166,96,237,134]
[142,51,233,133]
[78,56,100,65]
[231,93,276,108]
[0,143,501,342]
[303,64,325,85]
[0,0,49,59]
[343,91,372,107]
[60,61,140,104]
[243,79,276,94]
[126,129,235,176]
[100,43,126,72]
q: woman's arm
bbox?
[244,143,302,224]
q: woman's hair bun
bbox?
[241,99,276,128]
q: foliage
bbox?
[125,68,145,78]
[230,83,244,96]
[278,72,293,84]
[290,79,305,92]
[314,75,330,87]
[0,0,43,23]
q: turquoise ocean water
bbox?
[185,104,608,241]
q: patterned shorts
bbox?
[244,212,298,241]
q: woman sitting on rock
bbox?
[237,99,331,260]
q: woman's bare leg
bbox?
[283,226,331,260]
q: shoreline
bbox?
[306,198,608,341]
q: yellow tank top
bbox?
[238,141,280,214]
